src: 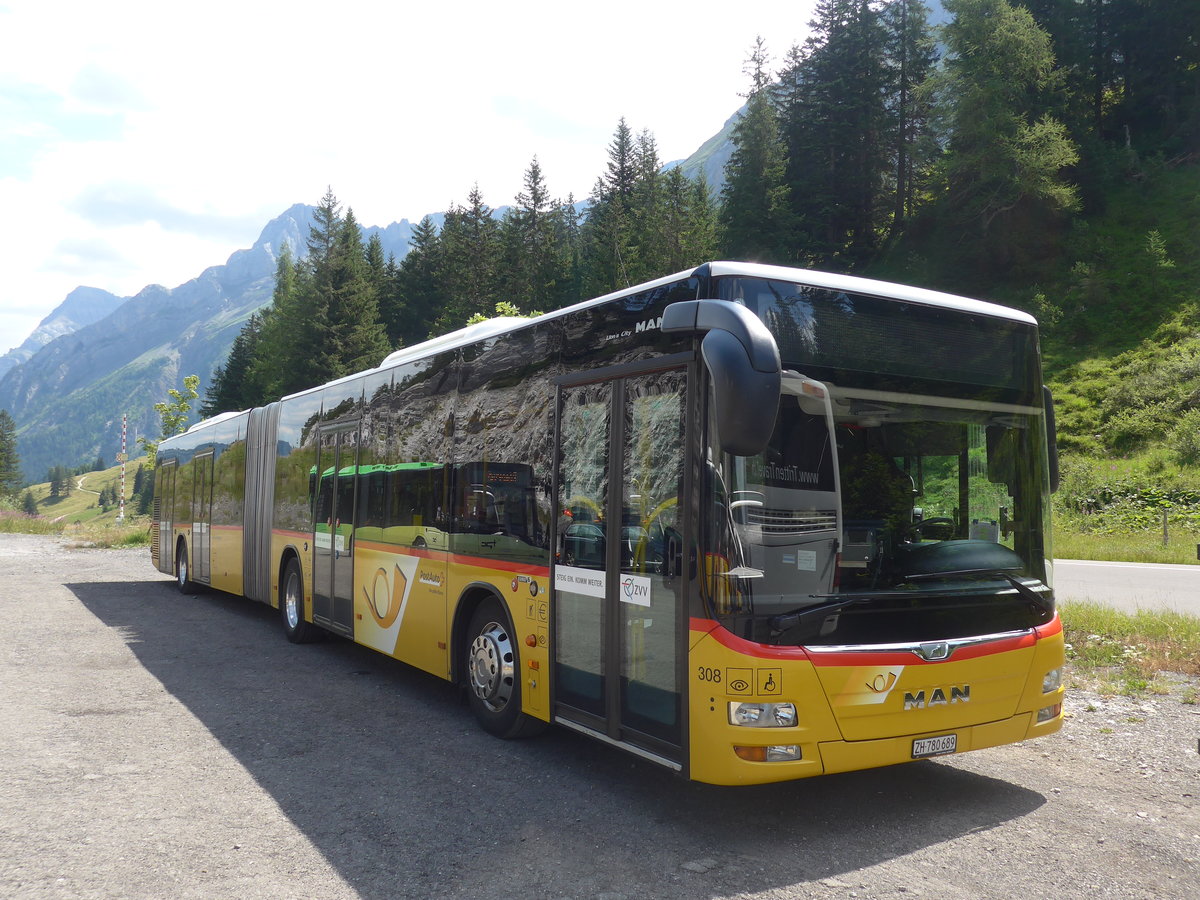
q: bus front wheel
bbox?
[280,558,321,644]
[464,599,544,739]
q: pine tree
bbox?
[22,489,37,516]
[251,242,308,399]
[630,129,668,279]
[929,0,1079,265]
[553,193,585,305]
[583,119,644,293]
[661,167,718,272]
[326,208,390,376]
[202,310,268,416]
[776,2,892,267]
[388,216,444,347]
[365,232,388,301]
[0,409,21,498]
[298,189,344,383]
[136,470,154,515]
[720,37,790,262]
[604,118,638,204]
[499,157,563,313]
[882,0,938,235]
[438,185,502,327]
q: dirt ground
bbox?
[0,533,1197,899]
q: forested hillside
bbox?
[192,0,1200,500]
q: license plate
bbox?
[912,734,957,758]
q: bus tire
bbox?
[280,557,321,644]
[175,542,195,594]
[465,599,545,739]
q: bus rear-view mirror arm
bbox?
[662,299,782,457]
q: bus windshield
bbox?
[704,284,1054,647]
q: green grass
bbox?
[0,511,66,534]
[3,458,153,547]
[66,520,153,548]
[1053,524,1200,564]
[21,458,151,525]
[1061,600,1200,695]
[0,510,151,547]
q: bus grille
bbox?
[747,509,838,534]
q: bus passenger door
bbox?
[192,452,214,583]
[554,367,689,763]
[313,425,359,636]
[153,461,176,574]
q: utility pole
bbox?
[117,414,127,523]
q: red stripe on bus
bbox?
[354,540,550,577]
[271,529,310,540]
[690,616,1052,666]
[1035,615,1063,639]
[690,619,811,661]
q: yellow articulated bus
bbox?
[151,261,1064,785]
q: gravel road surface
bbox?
[1,533,1197,899]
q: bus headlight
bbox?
[728,701,797,727]
[1042,667,1062,693]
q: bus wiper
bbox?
[905,568,1054,615]
[768,596,873,634]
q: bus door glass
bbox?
[155,461,176,571]
[555,368,687,754]
[192,452,214,583]
[313,424,359,635]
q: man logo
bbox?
[635,316,662,333]
[903,685,971,709]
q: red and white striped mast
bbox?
[117,414,127,523]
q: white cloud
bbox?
[0,0,816,353]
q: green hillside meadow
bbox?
[0,459,152,547]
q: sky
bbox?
[0,0,819,354]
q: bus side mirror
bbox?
[663,299,782,458]
[1043,386,1059,493]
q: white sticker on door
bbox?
[554,565,606,599]
[618,573,653,607]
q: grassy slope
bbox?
[875,162,1200,560]
[25,458,152,526]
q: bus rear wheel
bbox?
[175,542,194,594]
[280,558,321,644]
[464,599,545,739]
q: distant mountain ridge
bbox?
[0,204,426,481]
[1,89,764,484]
[0,286,125,379]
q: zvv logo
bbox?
[620,574,652,608]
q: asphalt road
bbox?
[1054,558,1200,615]
[1,534,1197,900]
